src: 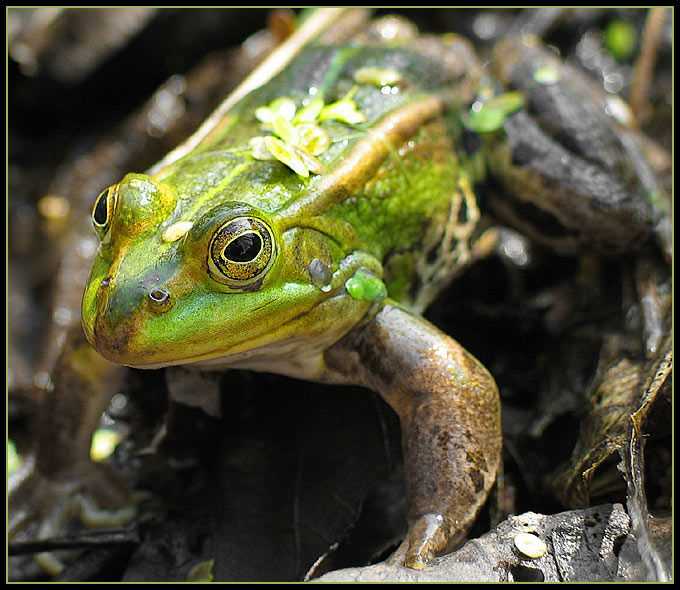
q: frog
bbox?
[81,34,503,570]
[11,11,666,575]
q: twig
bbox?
[629,7,668,127]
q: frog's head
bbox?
[81,172,377,376]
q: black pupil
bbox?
[225,233,261,262]
[93,191,109,225]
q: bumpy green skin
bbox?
[82,41,480,372]
[79,39,502,570]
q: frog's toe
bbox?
[389,512,457,569]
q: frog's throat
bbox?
[118,294,373,382]
[278,95,445,227]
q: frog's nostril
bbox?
[148,288,172,312]
[100,275,113,288]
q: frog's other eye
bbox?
[208,217,276,286]
[92,185,118,243]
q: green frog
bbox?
[12,13,665,573]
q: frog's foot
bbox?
[9,457,136,575]
[388,513,461,569]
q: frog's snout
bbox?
[107,269,175,319]
[83,263,177,363]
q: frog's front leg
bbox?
[324,303,502,569]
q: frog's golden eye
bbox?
[208,217,275,286]
[91,185,118,243]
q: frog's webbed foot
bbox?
[325,303,502,569]
[387,513,459,569]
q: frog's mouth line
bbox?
[120,290,366,381]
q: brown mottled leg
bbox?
[325,303,502,568]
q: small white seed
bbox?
[514,532,547,558]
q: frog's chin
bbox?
[122,332,344,383]
[93,282,375,380]
[120,299,369,382]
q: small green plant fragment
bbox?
[255,97,296,124]
[252,93,364,176]
[249,136,275,160]
[90,428,123,462]
[533,65,561,84]
[264,136,310,177]
[271,113,300,145]
[296,122,331,156]
[319,99,366,125]
[319,89,366,125]
[8,439,21,475]
[345,268,387,302]
[354,66,403,87]
[294,146,325,175]
[293,97,325,123]
[605,19,638,61]
[465,91,524,133]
